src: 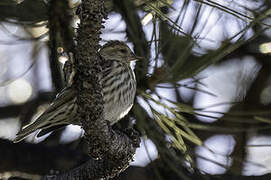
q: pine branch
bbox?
[0,139,87,175]
[42,0,139,179]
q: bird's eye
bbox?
[120,49,127,54]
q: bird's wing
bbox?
[13,87,76,143]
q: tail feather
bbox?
[13,87,75,143]
[13,121,42,143]
[37,124,67,137]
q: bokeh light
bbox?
[58,55,68,64]
[7,78,32,104]
[259,42,271,54]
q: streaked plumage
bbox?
[14,41,138,143]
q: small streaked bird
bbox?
[14,41,139,143]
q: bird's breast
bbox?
[101,62,136,123]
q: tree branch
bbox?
[0,139,87,175]
[42,0,139,179]
[48,0,74,92]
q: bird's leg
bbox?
[122,127,140,148]
[112,119,140,148]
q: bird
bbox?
[14,41,140,143]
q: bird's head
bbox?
[99,41,141,63]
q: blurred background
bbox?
[0,0,271,179]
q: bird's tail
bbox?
[13,87,76,143]
[13,120,42,143]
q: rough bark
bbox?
[42,0,139,179]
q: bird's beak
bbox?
[128,54,144,62]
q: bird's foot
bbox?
[122,128,140,148]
